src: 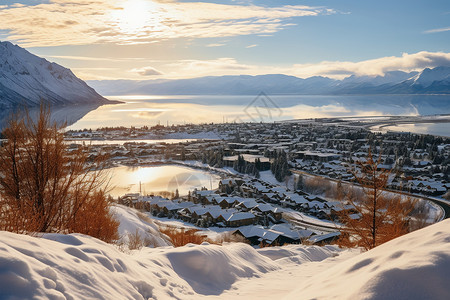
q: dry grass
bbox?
[159,227,208,247]
[301,176,332,195]
[136,211,155,225]
[127,229,145,250]
[159,226,251,247]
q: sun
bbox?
[111,0,158,35]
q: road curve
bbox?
[291,169,450,221]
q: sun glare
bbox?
[111,0,158,34]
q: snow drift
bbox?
[112,205,172,248]
[285,219,450,300]
[0,218,448,299]
[0,231,281,299]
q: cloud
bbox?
[156,51,450,80]
[290,51,450,78]
[47,55,122,62]
[72,51,450,80]
[424,27,450,34]
[0,0,333,47]
[131,66,163,76]
[206,43,226,47]
[246,44,258,48]
[164,58,254,78]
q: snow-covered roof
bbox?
[236,199,259,209]
[308,231,340,244]
[227,212,256,222]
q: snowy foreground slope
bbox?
[284,218,450,300]
[0,219,449,299]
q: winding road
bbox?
[291,169,450,222]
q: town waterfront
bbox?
[64,94,450,136]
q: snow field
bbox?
[0,206,448,299]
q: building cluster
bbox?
[67,121,450,198]
[118,174,351,246]
[66,121,450,245]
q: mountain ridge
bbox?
[0,41,114,108]
[88,67,450,96]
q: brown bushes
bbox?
[0,104,118,242]
[158,226,250,247]
[159,227,207,247]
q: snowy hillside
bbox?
[413,66,450,87]
[0,41,111,108]
[285,219,450,300]
[0,212,449,299]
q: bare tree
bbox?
[0,104,118,242]
[338,150,415,250]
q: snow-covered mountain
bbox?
[413,66,450,87]
[0,41,111,108]
[88,67,450,96]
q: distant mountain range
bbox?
[88,67,450,96]
[2,40,448,103]
[0,41,112,109]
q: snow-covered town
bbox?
[61,120,450,251]
[66,120,450,198]
[1,1,450,297]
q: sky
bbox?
[0,0,449,80]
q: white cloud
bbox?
[0,0,332,47]
[290,51,450,78]
[206,43,226,47]
[46,55,122,62]
[131,66,163,76]
[424,27,450,34]
[154,51,450,80]
[67,51,450,80]
[164,58,254,78]
[246,44,258,48]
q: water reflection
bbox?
[106,165,220,198]
[0,103,101,130]
[65,94,450,130]
[381,123,450,137]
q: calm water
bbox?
[3,94,449,136]
[65,94,450,131]
[106,165,221,198]
[382,123,450,137]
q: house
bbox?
[251,204,283,223]
[218,178,243,193]
[308,231,340,245]
[217,197,240,209]
[233,225,301,245]
[261,192,282,204]
[296,151,341,162]
[226,212,257,227]
[223,154,271,170]
[192,189,216,204]
[235,199,259,211]
[232,226,268,245]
